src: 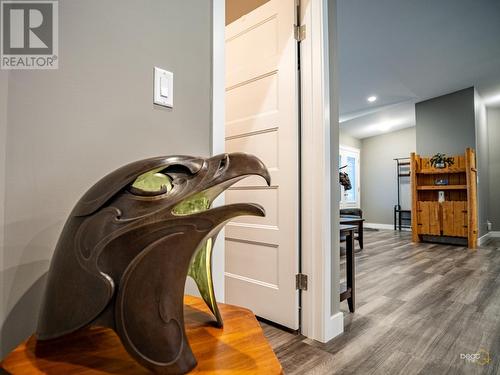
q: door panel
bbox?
[442,201,467,237]
[226,74,278,122]
[417,202,441,235]
[226,131,279,168]
[225,240,279,287]
[226,188,278,226]
[225,0,299,329]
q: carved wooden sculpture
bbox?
[36,153,270,375]
[339,165,352,191]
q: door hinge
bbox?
[294,24,306,42]
[296,273,308,290]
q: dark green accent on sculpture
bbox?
[187,238,223,327]
[131,167,172,194]
[172,193,210,216]
[172,193,223,327]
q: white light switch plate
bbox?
[438,191,445,203]
[154,67,173,108]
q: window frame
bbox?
[339,145,361,209]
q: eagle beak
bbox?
[220,152,271,187]
[198,203,266,225]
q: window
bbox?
[339,145,360,208]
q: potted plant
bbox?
[430,153,454,169]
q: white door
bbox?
[225,0,299,329]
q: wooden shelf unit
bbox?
[411,148,478,248]
[417,168,466,174]
[417,185,467,191]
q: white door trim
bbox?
[208,0,226,302]
[299,0,342,342]
[211,0,342,342]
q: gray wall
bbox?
[416,87,476,156]
[474,91,489,237]
[488,108,500,231]
[1,0,211,358]
[415,87,489,237]
[339,130,361,149]
[361,127,416,225]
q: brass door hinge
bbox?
[296,273,308,291]
[294,25,306,42]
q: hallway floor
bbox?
[262,230,500,375]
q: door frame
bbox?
[210,0,226,304]
[211,0,342,343]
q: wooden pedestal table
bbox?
[1,296,283,375]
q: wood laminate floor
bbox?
[261,230,500,375]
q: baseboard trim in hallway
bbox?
[478,233,490,246]
[364,222,411,232]
[325,312,344,343]
[364,222,394,230]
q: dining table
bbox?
[340,216,364,250]
[339,224,357,313]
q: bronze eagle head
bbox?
[36,153,270,374]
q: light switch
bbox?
[160,76,169,98]
[438,191,445,203]
[154,67,173,108]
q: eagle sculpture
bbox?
[36,153,270,374]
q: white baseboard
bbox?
[321,312,344,343]
[364,222,411,231]
[363,223,411,232]
[364,222,395,230]
[478,233,490,246]
[477,231,500,246]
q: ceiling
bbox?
[337,0,500,139]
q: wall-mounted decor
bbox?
[339,165,352,190]
[36,153,270,374]
[411,148,477,248]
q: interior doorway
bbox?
[224,0,301,330]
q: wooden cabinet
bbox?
[442,201,468,237]
[411,148,478,248]
[417,201,441,235]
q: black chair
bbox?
[340,208,362,219]
[340,208,363,250]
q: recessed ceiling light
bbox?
[367,96,377,103]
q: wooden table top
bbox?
[339,217,364,223]
[1,296,283,375]
[340,224,358,232]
